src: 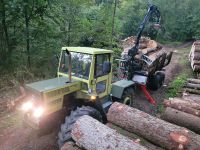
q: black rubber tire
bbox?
[147,74,161,91]
[148,72,165,91]
[156,72,165,87]
[57,106,102,149]
[121,88,134,107]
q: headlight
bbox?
[21,101,33,111]
[91,95,96,100]
[33,107,44,118]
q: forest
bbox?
[1,0,200,77]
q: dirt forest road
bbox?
[0,42,193,150]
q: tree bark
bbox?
[168,97,200,110]
[61,142,81,150]
[186,83,200,90]
[111,0,117,47]
[107,102,200,150]
[161,107,200,134]
[182,93,200,103]
[163,99,200,117]
[71,115,147,150]
[24,2,31,68]
[187,78,200,84]
[185,88,200,95]
[107,123,164,150]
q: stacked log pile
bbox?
[189,41,200,72]
[184,78,200,95]
[121,36,173,75]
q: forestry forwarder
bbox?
[20,4,172,149]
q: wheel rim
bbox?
[123,97,131,106]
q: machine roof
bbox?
[61,47,113,55]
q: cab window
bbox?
[95,54,110,77]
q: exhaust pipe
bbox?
[66,49,72,83]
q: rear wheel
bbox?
[147,72,165,91]
[121,88,134,107]
[57,106,102,149]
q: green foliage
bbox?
[166,74,188,98]
[1,0,200,77]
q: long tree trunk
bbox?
[168,97,200,110]
[162,107,200,134]
[24,3,31,68]
[187,78,200,84]
[163,99,200,117]
[111,0,117,47]
[107,102,200,150]
[0,0,11,61]
[71,115,147,150]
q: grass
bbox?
[166,74,188,98]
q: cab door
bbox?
[94,54,112,98]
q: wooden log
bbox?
[163,100,200,117]
[192,53,200,60]
[187,78,200,84]
[186,83,200,90]
[168,97,200,110]
[107,102,200,150]
[183,93,200,103]
[193,65,200,72]
[185,88,200,95]
[107,123,164,150]
[71,115,147,150]
[61,142,81,150]
[162,107,200,134]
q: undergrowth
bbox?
[166,74,188,98]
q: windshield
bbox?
[59,51,92,79]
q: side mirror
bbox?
[103,61,111,74]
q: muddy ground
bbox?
[0,42,194,150]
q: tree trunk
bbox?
[24,3,31,68]
[187,78,200,84]
[61,142,81,150]
[107,123,164,150]
[182,93,200,103]
[186,83,200,90]
[111,0,117,47]
[193,65,200,72]
[107,102,200,150]
[168,97,200,110]
[163,99,200,117]
[71,115,147,150]
[185,88,200,95]
[162,107,200,134]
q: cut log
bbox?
[193,65,200,72]
[61,142,81,150]
[168,97,200,110]
[161,107,200,134]
[107,123,164,150]
[107,102,200,150]
[163,99,200,117]
[185,88,200,95]
[187,78,200,84]
[186,83,200,90]
[71,115,147,150]
[183,93,200,103]
[192,53,200,60]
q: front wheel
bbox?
[121,88,134,107]
[57,106,102,149]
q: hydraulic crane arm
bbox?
[128,5,161,59]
